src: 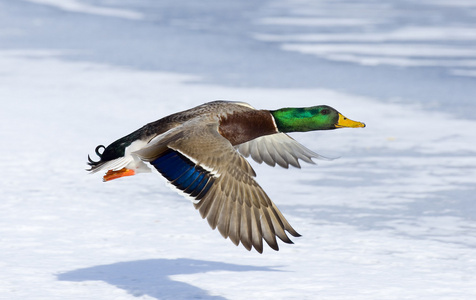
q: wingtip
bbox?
[288,229,301,238]
[254,245,264,254]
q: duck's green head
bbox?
[270,105,365,133]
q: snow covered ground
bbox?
[1,0,476,299]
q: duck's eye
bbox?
[321,109,329,115]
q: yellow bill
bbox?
[336,113,366,128]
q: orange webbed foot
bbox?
[103,168,136,182]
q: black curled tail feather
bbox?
[87,145,106,171]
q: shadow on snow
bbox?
[57,258,277,300]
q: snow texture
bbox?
[1,0,476,299]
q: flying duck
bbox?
[88,100,365,253]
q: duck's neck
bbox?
[270,107,337,133]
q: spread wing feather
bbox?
[236,132,331,168]
[134,118,300,253]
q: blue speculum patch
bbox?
[151,149,214,199]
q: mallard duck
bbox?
[88,100,365,253]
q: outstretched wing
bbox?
[134,118,300,253]
[236,132,331,168]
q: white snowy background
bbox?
[1,0,476,299]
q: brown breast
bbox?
[218,110,278,145]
